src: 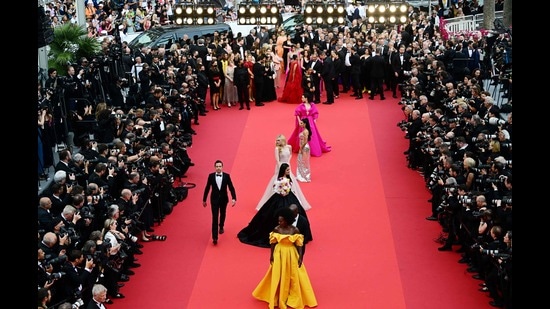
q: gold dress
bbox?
[252,232,318,309]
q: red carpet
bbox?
[110,85,493,308]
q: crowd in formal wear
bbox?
[38,0,511,308]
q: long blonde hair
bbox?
[276,134,287,154]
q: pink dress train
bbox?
[287,103,331,157]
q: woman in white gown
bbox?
[256,134,312,211]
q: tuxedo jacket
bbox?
[203,172,236,206]
[86,300,104,309]
[391,52,412,77]
[309,60,323,83]
[296,214,313,244]
[320,57,335,80]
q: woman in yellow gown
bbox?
[252,207,317,309]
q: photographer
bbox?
[88,230,126,301]
[437,178,463,251]
[471,225,506,283]
[85,182,112,230]
[461,196,492,271]
[115,189,144,241]
[102,217,131,299]
[59,249,97,306]
[483,230,512,308]
[108,76,127,109]
[404,109,423,169]
[143,159,175,222]
[63,65,87,113]
[123,171,155,236]
[58,205,84,250]
[175,86,197,135]
[71,153,91,187]
[88,163,117,194]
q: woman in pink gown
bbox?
[288,95,332,157]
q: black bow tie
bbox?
[216,174,222,177]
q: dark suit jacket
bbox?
[391,52,412,78]
[320,57,335,80]
[55,161,75,177]
[86,301,103,309]
[252,62,266,85]
[309,60,323,85]
[295,214,312,244]
[366,54,385,79]
[349,53,362,75]
[203,172,236,206]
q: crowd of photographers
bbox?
[37,1,512,309]
[38,99,196,307]
[396,35,512,309]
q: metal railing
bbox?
[443,10,503,34]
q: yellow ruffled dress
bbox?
[252,232,318,309]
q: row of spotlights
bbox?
[175,17,217,25]
[304,5,346,14]
[238,17,279,24]
[366,4,408,13]
[305,16,346,24]
[238,5,279,15]
[367,16,408,23]
[174,6,216,15]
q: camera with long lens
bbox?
[72,290,84,308]
[458,195,474,207]
[161,157,174,164]
[72,298,84,309]
[472,135,497,142]
[488,117,506,126]
[490,196,512,206]
[147,147,161,155]
[80,205,95,219]
[493,252,511,260]
[471,164,492,174]
[59,226,80,245]
[44,254,68,267]
[444,186,457,194]
[132,187,146,195]
[46,271,66,283]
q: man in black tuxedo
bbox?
[349,47,363,99]
[202,160,237,245]
[391,44,412,98]
[319,50,336,104]
[289,204,312,256]
[252,55,267,106]
[55,149,75,180]
[309,53,323,103]
[366,47,386,100]
[86,284,109,309]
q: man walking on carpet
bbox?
[203,160,237,245]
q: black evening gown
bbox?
[237,191,308,248]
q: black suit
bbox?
[366,54,386,99]
[391,52,412,97]
[309,60,323,103]
[252,62,266,105]
[86,300,104,309]
[294,213,312,256]
[203,172,237,241]
[320,57,336,103]
[349,53,362,97]
[55,161,75,179]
